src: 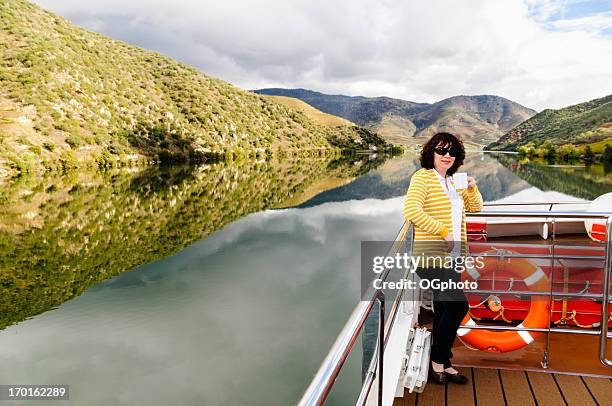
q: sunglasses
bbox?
[434,146,459,157]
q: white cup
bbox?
[454,172,468,190]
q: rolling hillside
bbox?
[486,94,612,151]
[0,0,387,178]
[264,95,354,127]
[254,89,536,148]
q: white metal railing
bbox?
[467,207,612,368]
[298,222,412,406]
[299,203,612,405]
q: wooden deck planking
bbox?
[500,370,535,406]
[453,332,612,377]
[393,368,612,405]
[473,368,505,405]
[582,376,612,405]
[446,367,475,406]
[526,371,566,405]
[555,374,596,405]
[412,379,445,406]
[392,388,417,406]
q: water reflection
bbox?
[300,152,532,205]
[493,153,612,199]
[0,152,609,405]
[0,156,384,331]
[300,152,611,206]
[0,196,404,405]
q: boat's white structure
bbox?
[364,291,428,405]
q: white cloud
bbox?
[525,0,568,22]
[550,11,612,33]
[31,0,612,111]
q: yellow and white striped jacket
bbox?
[403,168,484,243]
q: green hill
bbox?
[0,0,387,178]
[486,94,612,151]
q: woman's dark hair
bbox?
[419,132,465,176]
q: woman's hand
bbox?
[467,176,476,191]
[443,233,456,252]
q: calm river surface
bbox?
[0,152,610,405]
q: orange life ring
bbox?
[458,250,550,352]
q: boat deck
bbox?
[393,367,612,405]
[393,221,612,404]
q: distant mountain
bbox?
[0,0,387,178]
[254,89,536,148]
[487,94,612,151]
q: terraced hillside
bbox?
[0,0,387,177]
[487,94,612,151]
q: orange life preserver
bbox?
[458,249,550,352]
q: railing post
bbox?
[299,222,411,406]
[355,291,386,406]
[377,293,385,406]
[599,216,612,367]
[542,216,556,369]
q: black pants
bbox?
[416,265,469,367]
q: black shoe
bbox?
[418,308,434,325]
[444,370,468,385]
[429,363,446,384]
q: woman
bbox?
[403,132,483,384]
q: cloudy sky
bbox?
[32,0,612,111]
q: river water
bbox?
[0,152,610,405]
